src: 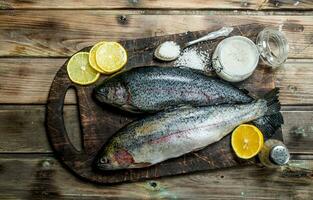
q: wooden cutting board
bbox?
[46,24,282,184]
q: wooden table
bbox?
[0,1,313,199]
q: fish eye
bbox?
[99,157,108,164]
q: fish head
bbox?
[94,79,129,108]
[95,148,135,170]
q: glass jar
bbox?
[256,28,289,68]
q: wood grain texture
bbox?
[282,109,313,155]
[0,155,312,199]
[1,58,312,105]
[0,0,312,10]
[275,59,313,105]
[0,58,74,104]
[0,11,312,58]
[0,106,311,154]
[0,106,80,153]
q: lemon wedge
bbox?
[96,42,127,74]
[67,52,100,85]
[231,124,264,159]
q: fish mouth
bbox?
[93,157,114,171]
[95,162,125,171]
[92,88,111,105]
[92,87,104,99]
[96,163,113,170]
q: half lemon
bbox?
[231,124,264,159]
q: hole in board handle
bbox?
[63,87,82,152]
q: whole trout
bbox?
[94,89,282,170]
[93,66,252,113]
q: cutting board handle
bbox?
[46,67,80,161]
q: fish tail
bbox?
[264,88,281,116]
[253,113,284,139]
[253,88,283,138]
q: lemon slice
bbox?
[67,52,100,85]
[89,41,106,73]
[231,124,264,159]
[96,42,127,74]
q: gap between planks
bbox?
[0,9,313,16]
[0,0,312,11]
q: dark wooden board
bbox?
[46,24,282,184]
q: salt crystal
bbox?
[158,41,181,59]
[174,48,210,71]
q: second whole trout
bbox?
[94,89,282,170]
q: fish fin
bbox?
[239,88,250,95]
[176,66,211,76]
[176,66,201,72]
[253,113,284,139]
[264,87,280,101]
[192,146,207,152]
[263,88,281,116]
[132,162,152,168]
[163,104,194,112]
[121,104,143,114]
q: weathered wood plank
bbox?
[275,59,313,105]
[0,11,312,58]
[0,105,312,154]
[282,109,313,155]
[0,155,312,199]
[0,58,78,104]
[0,58,74,104]
[0,106,80,153]
[0,0,312,10]
[1,58,312,104]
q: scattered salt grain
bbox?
[174,48,211,71]
[158,41,181,59]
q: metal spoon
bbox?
[154,27,234,61]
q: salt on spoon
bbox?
[154,27,233,61]
[157,41,181,60]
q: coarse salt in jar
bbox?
[212,36,259,82]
